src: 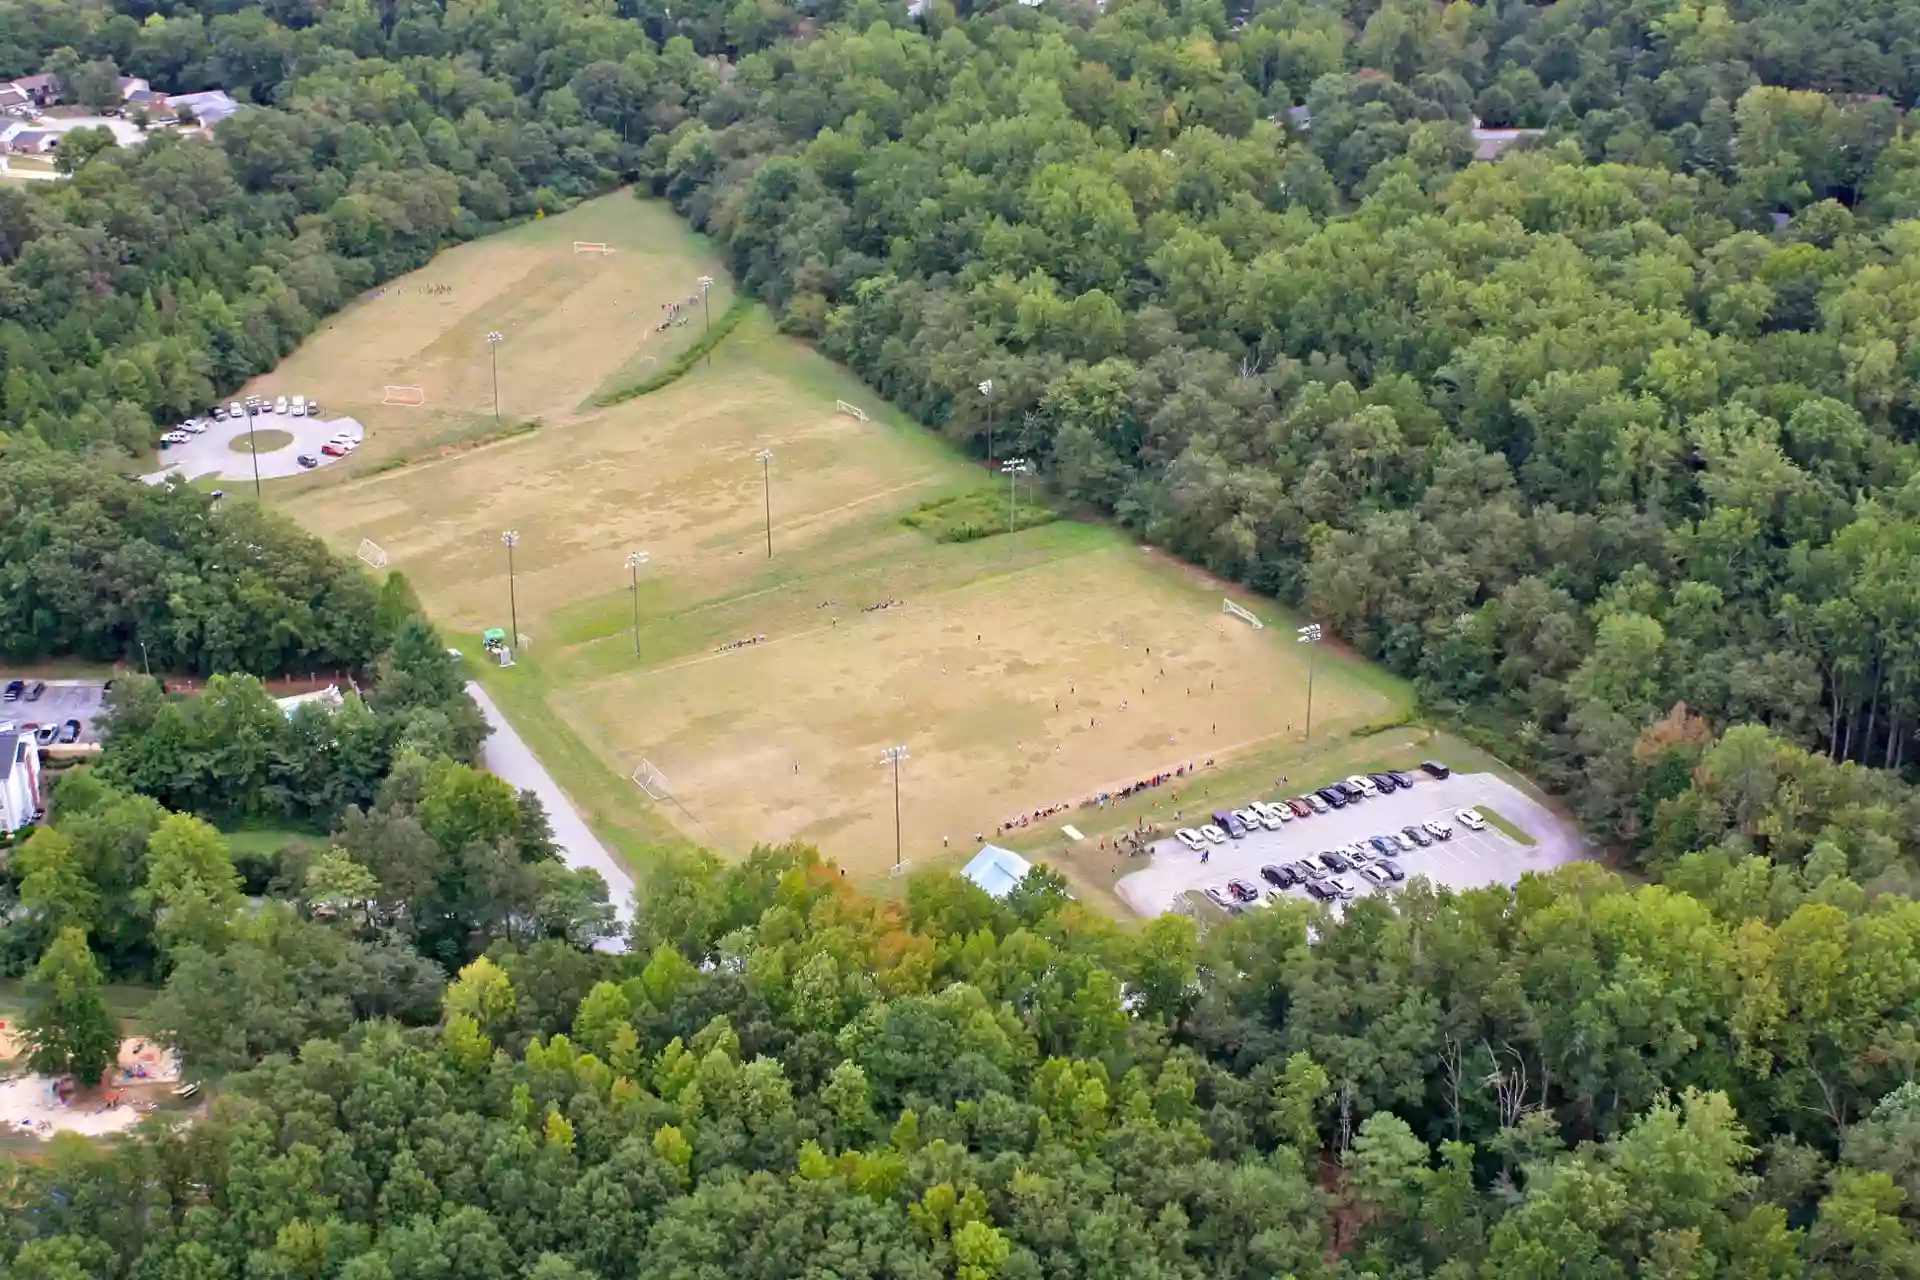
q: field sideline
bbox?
[277,191,1414,877]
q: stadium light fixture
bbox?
[1000,457,1032,548]
[978,378,997,464]
[625,551,649,659]
[486,331,505,424]
[880,745,909,872]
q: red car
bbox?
[321,442,347,457]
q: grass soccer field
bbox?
[280,191,1411,875]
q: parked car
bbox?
[1379,860,1406,882]
[307,400,323,417]
[1390,770,1416,788]
[1321,851,1350,872]
[229,401,243,417]
[1303,794,1329,814]
[1175,829,1206,853]
[274,395,290,414]
[1456,808,1487,831]
[1200,825,1227,844]
[1253,801,1291,826]
[1347,846,1372,866]
[1370,772,1399,792]
[1402,824,1432,847]
[1423,819,1453,841]
[24,680,44,701]
[159,430,189,446]
[1393,832,1417,853]
[1369,835,1397,857]
[211,405,227,420]
[1316,787,1347,809]
[292,395,307,417]
[1328,877,1357,899]
[2,679,21,702]
[296,454,320,469]
[1359,864,1390,887]
[1213,809,1248,838]
[1227,879,1260,903]
[1346,774,1380,797]
[1233,807,1270,833]
[1286,798,1312,818]
[1335,781,1365,802]
[34,723,57,745]
[1294,859,1326,881]
[1421,760,1451,778]
[180,419,207,434]
[58,719,81,744]
[321,442,348,457]
[1260,864,1297,888]
[1204,886,1236,911]
[1303,881,1332,901]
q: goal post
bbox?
[631,759,670,800]
[835,400,870,422]
[1223,599,1264,629]
[357,539,389,569]
[382,386,426,407]
[516,632,533,652]
[572,241,615,255]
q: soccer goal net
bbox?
[573,241,615,255]
[632,759,670,800]
[516,633,533,652]
[357,539,389,569]
[382,386,426,407]
[835,400,870,422]
[1223,599,1264,629]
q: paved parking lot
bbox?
[1115,771,1590,916]
[143,412,365,484]
[0,678,107,745]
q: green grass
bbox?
[229,428,295,453]
[899,485,1059,543]
[221,827,328,858]
[1475,805,1537,846]
[0,978,158,1026]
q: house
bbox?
[1469,117,1542,162]
[0,729,44,835]
[961,844,1033,899]
[0,85,29,113]
[4,129,58,155]
[167,89,241,128]
[275,685,345,718]
[117,75,149,100]
[12,73,58,107]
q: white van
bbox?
[274,394,289,414]
[291,395,306,417]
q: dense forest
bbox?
[14,0,1920,1274]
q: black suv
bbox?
[1421,760,1451,778]
[1260,864,1298,889]
[1317,787,1347,809]
[1321,851,1351,872]
[1369,772,1399,793]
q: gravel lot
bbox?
[467,682,633,950]
[0,678,106,744]
[1115,771,1590,917]
[143,411,364,484]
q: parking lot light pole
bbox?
[502,530,520,654]
[486,331,504,425]
[880,745,909,873]
[1297,623,1322,743]
[755,448,774,558]
[244,401,262,500]
[625,551,649,659]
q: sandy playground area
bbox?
[0,1031,181,1141]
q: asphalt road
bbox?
[467,682,634,949]
[1115,771,1589,917]
[143,411,364,484]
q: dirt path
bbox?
[467,682,634,948]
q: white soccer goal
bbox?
[573,241,615,255]
[495,646,515,668]
[357,539,389,570]
[835,400,870,422]
[516,632,533,652]
[1223,599,1264,629]
[632,759,670,800]
[382,386,426,407]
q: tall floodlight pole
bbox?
[1297,622,1322,743]
[486,331,505,424]
[1000,457,1031,546]
[977,379,996,465]
[755,448,774,558]
[880,745,909,873]
[138,638,151,677]
[244,400,262,500]
[626,551,649,659]
[698,276,714,365]
[502,530,521,655]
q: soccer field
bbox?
[281,191,1411,873]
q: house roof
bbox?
[11,74,57,93]
[0,731,19,784]
[276,685,345,718]
[10,130,52,149]
[1469,121,1542,161]
[961,845,1033,899]
[0,87,28,107]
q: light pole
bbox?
[880,745,909,873]
[244,400,261,500]
[755,448,773,558]
[626,551,649,659]
[1000,457,1031,542]
[138,638,151,678]
[698,276,714,364]
[977,379,996,465]
[1297,623,1322,743]
[502,530,520,655]
[486,331,504,424]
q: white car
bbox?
[1346,774,1380,797]
[1456,808,1487,832]
[329,434,359,452]
[274,395,289,414]
[1359,864,1390,887]
[1254,801,1292,826]
[1393,831,1417,852]
[291,395,307,417]
[1424,819,1453,840]
[180,419,207,434]
[1175,829,1206,853]
[1232,808,1267,833]
[229,401,242,418]
[159,430,189,445]
[1200,825,1227,844]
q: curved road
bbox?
[467,682,634,949]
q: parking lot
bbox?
[142,412,365,485]
[0,678,107,746]
[1115,771,1590,917]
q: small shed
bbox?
[961,845,1032,899]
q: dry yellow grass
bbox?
[278,191,1412,874]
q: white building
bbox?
[0,729,44,834]
[275,685,345,718]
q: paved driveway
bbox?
[0,678,105,744]
[1115,771,1589,917]
[144,413,364,484]
[467,682,633,951]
